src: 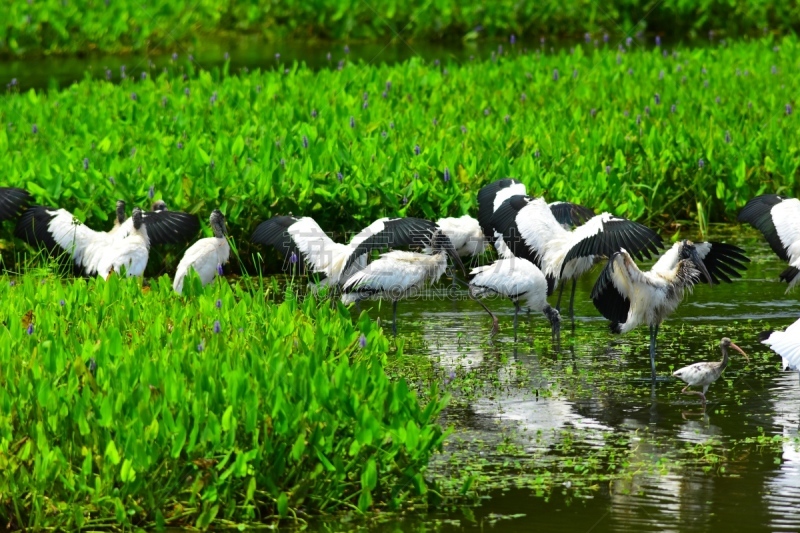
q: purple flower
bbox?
[9,281,15,287]
[663,49,668,57]
[130,92,137,101]
[553,69,559,81]
[590,108,597,117]
[337,172,343,182]
[573,69,578,79]
[786,104,792,115]
[654,93,660,105]
[626,36,632,47]
[275,53,281,61]
[26,324,33,335]
[337,60,343,70]
[655,35,661,46]
[389,121,394,129]
[210,160,215,169]
[605,165,611,174]
[603,33,609,43]
[171,52,178,61]
[83,158,89,170]
[484,108,490,116]
[177,141,183,149]
[359,334,367,348]
[434,59,440,66]
[148,185,154,199]
[704,80,709,88]
[443,167,451,182]
[303,136,309,148]
[624,110,630,117]
[60,299,65,307]
[326,52,331,61]
[520,93,527,102]
[184,87,190,96]
[344,45,350,54]
[140,71,147,80]
[627,68,633,75]
[120,65,126,78]
[311,109,317,118]
[725,130,731,143]
[645,106,651,115]
[213,320,221,334]
[504,115,510,123]
[636,114,641,125]
[386,81,392,90]
[217,263,224,276]
[197,341,204,352]
[381,130,387,138]
[698,158,705,169]
[363,92,368,101]
[671,104,677,113]
[32,124,38,134]
[256,85,261,93]
[349,116,355,128]
[715,96,720,104]
[279,158,285,166]
[584,32,591,43]
[362,101,368,109]
[161,97,168,107]
[534,150,540,158]
[540,36,545,45]
[510,34,516,45]
[659,70,664,80]
[414,145,420,155]
[432,118,438,126]
[290,252,298,264]
[224,52,229,61]
[771,65,777,75]
[189,54,194,62]
[382,91,387,98]
[402,196,408,205]
[616,55,622,65]
[109,176,116,185]
[210,92,218,104]
[105,68,112,80]
[216,299,222,309]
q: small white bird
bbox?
[173,210,230,294]
[673,338,749,406]
[341,230,466,336]
[435,215,487,258]
[469,257,560,341]
[739,194,800,291]
[97,207,150,278]
[491,194,663,319]
[592,240,749,379]
[0,187,30,221]
[759,318,800,382]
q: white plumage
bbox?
[435,215,487,257]
[40,208,117,275]
[469,257,560,340]
[173,210,230,294]
[97,208,150,278]
[761,318,800,374]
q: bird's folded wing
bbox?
[477,178,526,238]
[590,253,632,323]
[342,217,439,274]
[693,241,750,284]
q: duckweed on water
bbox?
[0,274,448,529]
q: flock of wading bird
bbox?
[1,180,800,403]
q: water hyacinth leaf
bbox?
[362,459,377,491]
[277,492,288,518]
[105,440,121,466]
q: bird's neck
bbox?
[719,346,729,370]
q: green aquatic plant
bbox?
[0,273,448,529]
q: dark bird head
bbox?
[132,207,144,230]
[681,240,712,286]
[431,229,467,276]
[152,200,168,212]
[210,209,227,238]
[544,304,561,341]
[721,337,749,362]
[115,200,126,225]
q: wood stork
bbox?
[97,207,150,278]
[738,194,800,291]
[435,215,487,258]
[673,338,749,406]
[15,201,198,275]
[591,240,750,379]
[477,179,595,258]
[0,187,31,221]
[469,257,560,341]
[173,210,230,294]
[490,194,663,320]
[341,229,466,336]
[251,215,442,288]
[759,318,800,382]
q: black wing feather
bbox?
[590,255,631,325]
[561,218,663,276]
[780,266,800,285]
[14,206,59,251]
[477,179,525,238]
[250,216,309,271]
[737,194,789,261]
[0,187,31,221]
[342,217,440,274]
[698,242,750,284]
[549,202,595,228]
[142,210,200,244]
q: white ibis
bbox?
[251,215,443,288]
[469,257,560,341]
[341,229,466,336]
[97,207,150,278]
[0,187,31,221]
[15,201,199,275]
[673,338,749,406]
[173,210,230,294]
[591,240,750,379]
[738,194,800,291]
[759,317,800,382]
[477,179,595,259]
[491,194,663,319]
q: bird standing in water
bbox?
[672,337,749,406]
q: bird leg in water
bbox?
[391,300,398,337]
[469,293,499,338]
[513,301,521,342]
[681,385,707,406]
[568,279,577,322]
[555,282,565,312]
[648,324,658,380]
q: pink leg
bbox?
[681,385,706,406]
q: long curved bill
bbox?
[730,341,750,363]
[689,248,713,286]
